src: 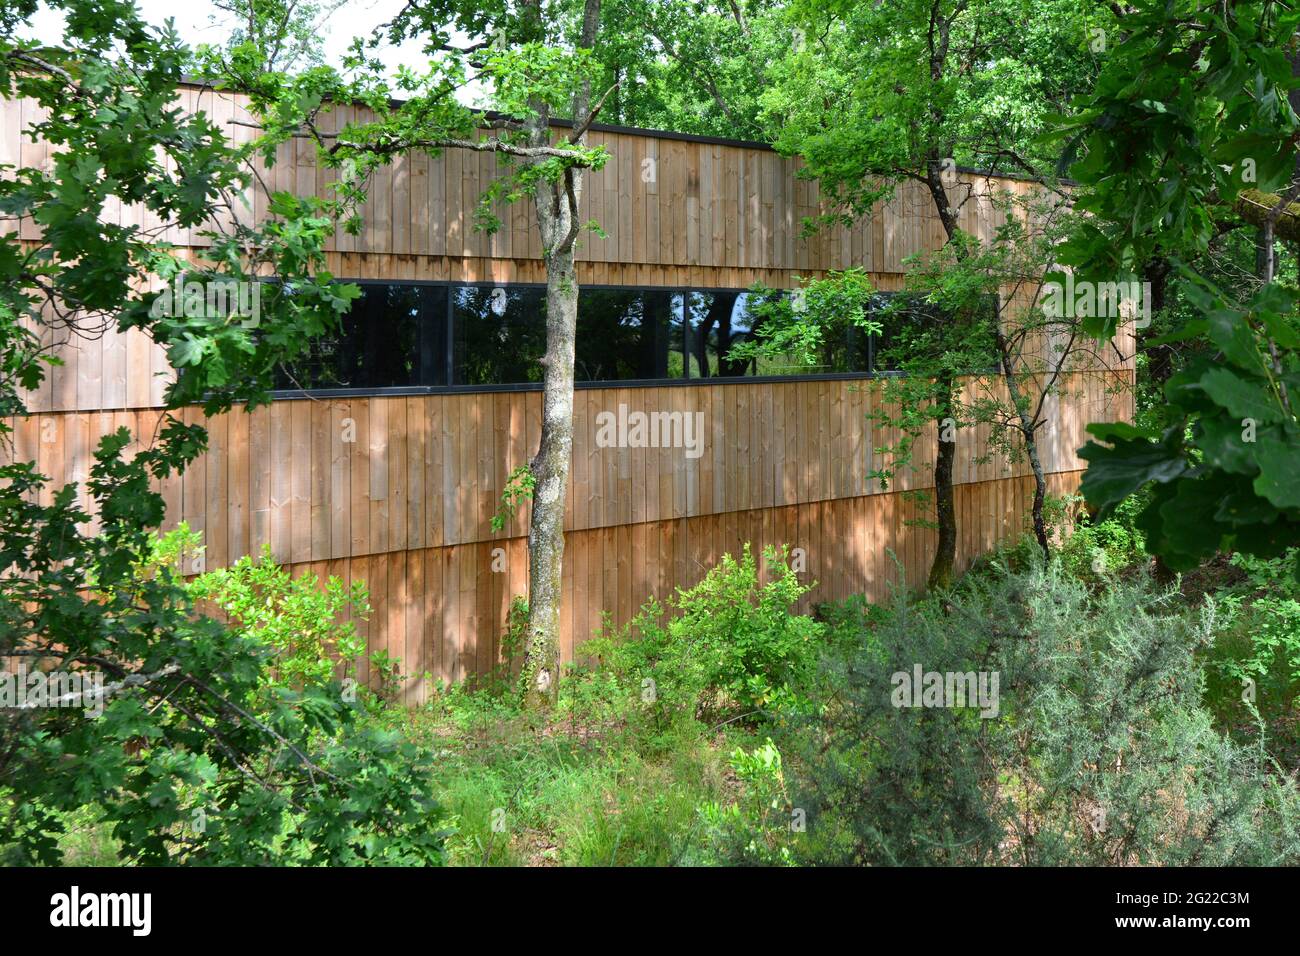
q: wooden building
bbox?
[2,84,1133,700]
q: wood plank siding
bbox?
[1,86,1135,697]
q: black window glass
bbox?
[666,292,688,378]
[452,285,548,385]
[575,289,679,381]
[274,281,879,392]
[843,321,872,373]
[275,283,448,389]
[871,293,925,373]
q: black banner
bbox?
[0,865,1279,942]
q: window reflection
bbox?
[271,281,928,393]
[276,284,447,389]
[870,293,998,374]
[452,285,548,385]
[575,289,681,381]
[685,290,752,377]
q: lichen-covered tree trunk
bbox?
[518,0,601,709]
[520,239,578,708]
[515,152,585,709]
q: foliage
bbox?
[178,536,370,696]
[774,557,1300,865]
[573,545,824,727]
[0,1,448,865]
[746,0,1107,585]
[1053,492,1150,581]
[490,466,537,533]
[865,257,1002,479]
[583,0,780,138]
[0,438,450,865]
[731,268,881,371]
[0,8,356,422]
[813,592,897,641]
[698,738,797,866]
[1204,548,1300,739]
[762,0,1108,220]
[197,0,348,74]
[1080,283,1300,576]
[6,0,1297,870]
[1060,0,1300,577]
[258,0,633,711]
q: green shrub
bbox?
[1048,492,1149,581]
[570,545,824,728]
[814,592,896,641]
[2,523,451,866]
[777,556,1300,866]
[1203,548,1300,740]
[181,537,370,695]
[699,738,798,866]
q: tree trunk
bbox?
[518,0,601,709]
[1256,222,1277,284]
[1027,441,1049,556]
[923,161,963,590]
[928,373,958,589]
[520,242,577,708]
[994,329,1051,558]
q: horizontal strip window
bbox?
[272,281,997,394]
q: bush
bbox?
[699,738,798,866]
[1,513,451,866]
[1046,492,1149,581]
[569,545,824,729]
[1203,548,1300,740]
[173,534,370,695]
[774,556,1300,866]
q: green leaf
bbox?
[1078,428,1188,515]
[1204,308,1268,375]
[1196,415,1263,475]
[1253,433,1300,509]
[1197,368,1284,424]
[1158,475,1234,564]
[169,334,206,368]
